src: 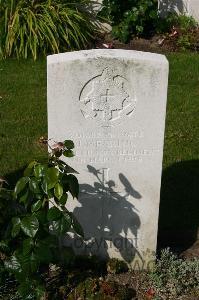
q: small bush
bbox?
[157,13,198,34]
[147,248,199,299]
[0,0,99,60]
[99,0,158,43]
[156,13,199,51]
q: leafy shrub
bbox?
[0,139,83,299]
[0,0,99,60]
[156,13,198,34]
[158,14,199,51]
[99,0,158,42]
[148,248,199,299]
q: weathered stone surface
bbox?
[47,49,169,268]
[189,0,199,22]
[158,0,199,21]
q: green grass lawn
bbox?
[163,53,199,166]
[0,53,199,248]
[0,59,47,185]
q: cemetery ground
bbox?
[0,52,198,299]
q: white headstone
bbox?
[158,0,199,22]
[47,49,169,268]
[188,0,199,22]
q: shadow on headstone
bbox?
[159,0,187,16]
[158,160,199,253]
[71,165,143,263]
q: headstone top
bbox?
[47,49,168,65]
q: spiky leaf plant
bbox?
[0,0,100,60]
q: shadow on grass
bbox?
[4,167,25,189]
[158,160,199,252]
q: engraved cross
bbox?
[100,168,110,194]
[101,168,110,187]
[100,89,115,122]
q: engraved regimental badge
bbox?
[79,68,136,126]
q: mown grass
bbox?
[163,53,199,167]
[0,53,198,248]
[0,59,47,185]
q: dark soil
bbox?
[94,28,199,54]
[95,34,168,54]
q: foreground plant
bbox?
[147,248,199,299]
[0,0,100,60]
[0,139,83,299]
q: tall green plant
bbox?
[0,0,99,60]
[0,139,83,299]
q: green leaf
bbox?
[4,255,22,273]
[14,177,29,196]
[34,164,46,178]
[19,189,29,204]
[64,140,74,149]
[12,217,21,226]
[35,242,53,263]
[30,252,39,273]
[58,160,79,174]
[34,210,46,224]
[35,193,42,200]
[72,214,84,238]
[47,207,62,221]
[50,214,71,236]
[44,167,59,189]
[21,216,39,238]
[0,241,9,252]
[23,161,37,177]
[31,200,42,212]
[59,193,68,205]
[54,183,63,200]
[11,217,21,238]
[18,253,31,274]
[63,150,74,158]
[41,178,48,193]
[64,164,79,174]
[47,189,54,199]
[35,285,46,299]
[66,174,79,199]
[0,188,13,200]
[47,167,59,182]
[54,150,62,158]
[29,178,41,194]
[23,238,34,255]
[18,281,33,299]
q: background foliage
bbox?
[0,0,99,60]
[100,0,158,42]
